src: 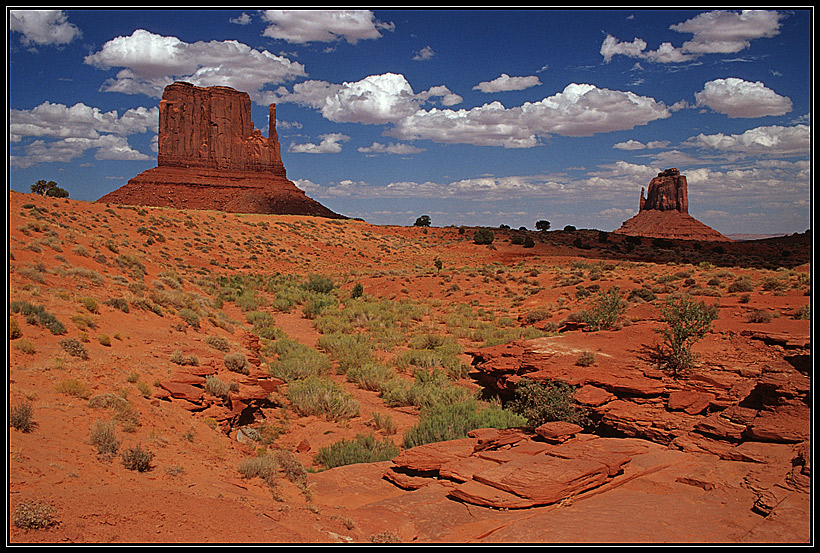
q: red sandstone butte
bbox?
[614,168,731,242]
[98,81,343,218]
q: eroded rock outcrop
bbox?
[615,168,730,242]
[98,82,342,218]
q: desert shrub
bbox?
[746,309,776,323]
[381,369,472,409]
[302,292,337,319]
[238,454,278,485]
[115,254,146,280]
[304,274,335,294]
[10,402,35,433]
[59,337,88,359]
[135,381,152,398]
[315,433,400,469]
[120,443,154,472]
[628,287,656,303]
[268,345,331,382]
[79,297,99,313]
[370,411,398,435]
[728,278,754,293]
[204,374,236,399]
[656,295,718,376]
[178,308,200,328]
[761,276,788,292]
[580,287,626,331]
[9,316,22,339]
[316,332,374,373]
[224,352,249,374]
[238,450,308,493]
[90,420,120,456]
[522,308,551,325]
[403,399,526,448]
[88,393,140,430]
[98,334,112,347]
[9,301,66,335]
[205,335,230,352]
[55,378,90,399]
[104,297,130,313]
[346,363,398,392]
[13,500,58,530]
[170,350,199,366]
[793,304,810,320]
[351,282,364,299]
[473,228,495,245]
[286,376,359,421]
[576,351,596,367]
[506,378,590,428]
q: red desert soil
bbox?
[7,190,811,544]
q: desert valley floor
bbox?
[7,190,811,544]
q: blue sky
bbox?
[8,9,812,234]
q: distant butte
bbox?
[614,168,731,242]
[98,82,343,218]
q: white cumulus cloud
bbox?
[288,133,350,154]
[84,29,307,98]
[260,10,394,44]
[9,10,81,46]
[357,142,426,155]
[602,10,784,63]
[473,73,542,93]
[683,124,809,157]
[9,101,158,168]
[388,83,671,148]
[694,78,792,118]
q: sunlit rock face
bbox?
[98,82,342,218]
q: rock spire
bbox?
[614,168,730,242]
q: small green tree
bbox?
[535,220,551,232]
[656,295,718,376]
[414,215,431,227]
[580,287,626,331]
[473,228,495,245]
[30,179,68,198]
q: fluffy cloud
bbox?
[9,10,81,46]
[670,9,784,55]
[260,10,394,44]
[613,139,670,150]
[84,29,307,98]
[9,101,157,168]
[602,10,783,63]
[288,133,350,154]
[357,142,426,155]
[473,73,542,93]
[387,83,671,148]
[269,73,462,125]
[10,101,158,143]
[413,46,435,61]
[694,78,792,118]
[683,124,809,157]
[321,73,418,124]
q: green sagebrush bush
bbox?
[315,433,400,469]
[506,377,590,429]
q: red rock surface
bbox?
[98,82,342,218]
[615,168,730,242]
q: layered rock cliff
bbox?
[98,82,342,218]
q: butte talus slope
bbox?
[614,168,731,242]
[98,81,343,218]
